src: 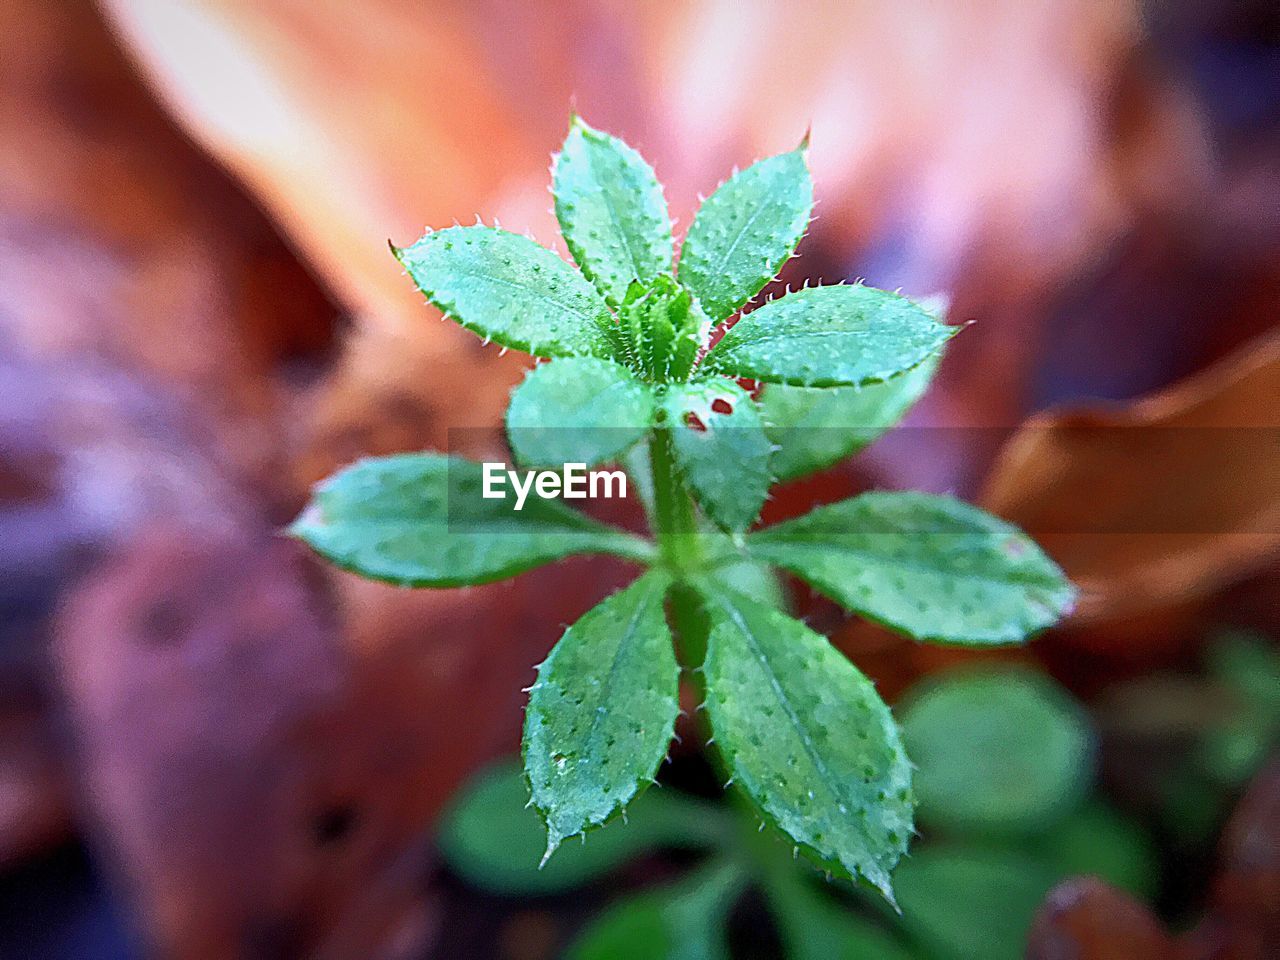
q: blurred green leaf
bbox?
[1099,631,1279,844]
[1207,629,1280,717]
[766,870,916,960]
[566,860,745,960]
[1198,724,1271,786]
[1157,763,1232,845]
[438,761,727,895]
[1192,632,1274,788]
[1202,631,1280,785]
[900,667,1093,835]
[1030,801,1159,901]
[892,846,1059,960]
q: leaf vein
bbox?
[711,594,846,809]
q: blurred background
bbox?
[0,0,1276,957]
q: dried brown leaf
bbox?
[981,333,1280,623]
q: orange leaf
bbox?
[981,332,1280,624]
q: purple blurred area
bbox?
[0,0,1276,958]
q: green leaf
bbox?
[1031,801,1158,900]
[438,760,727,895]
[1189,631,1280,788]
[699,587,913,902]
[506,357,655,468]
[567,860,745,960]
[760,351,942,482]
[767,874,915,960]
[290,453,652,587]
[748,492,1075,645]
[524,571,681,859]
[706,557,787,612]
[554,116,673,306]
[1208,629,1280,721]
[662,380,772,532]
[679,146,812,321]
[703,285,953,388]
[393,225,614,358]
[899,667,1094,835]
[892,846,1059,960]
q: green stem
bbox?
[648,427,701,571]
[649,427,807,922]
[648,427,710,672]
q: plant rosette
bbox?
[292,115,1076,907]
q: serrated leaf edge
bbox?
[523,571,679,865]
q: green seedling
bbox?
[291,116,1076,922]
[442,664,1155,960]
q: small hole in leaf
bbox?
[710,398,733,415]
[684,412,707,432]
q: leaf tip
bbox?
[914,290,952,320]
[539,831,563,869]
[286,503,324,540]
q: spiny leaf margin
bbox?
[393,225,616,359]
[698,584,913,903]
[679,144,813,322]
[747,491,1076,645]
[553,115,674,306]
[290,452,652,587]
[524,570,680,862]
[704,284,954,387]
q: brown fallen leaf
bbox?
[0,0,343,873]
[981,331,1280,625]
[1027,877,1177,960]
[55,525,636,960]
[96,0,573,475]
[0,696,71,866]
[0,0,338,491]
[1027,761,1280,960]
[1197,757,1280,959]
